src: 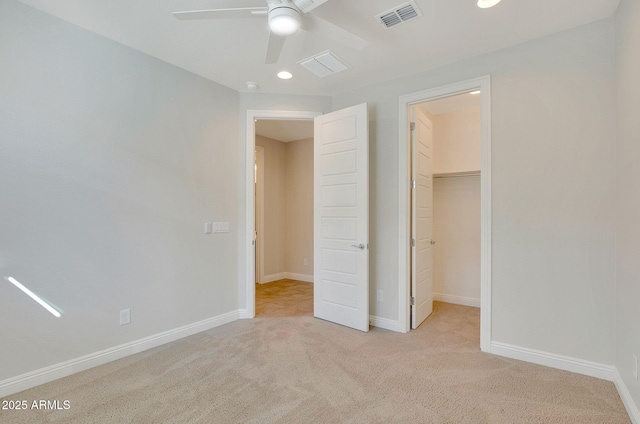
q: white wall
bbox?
[433,107,481,175]
[429,106,481,306]
[254,135,314,281]
[433,176,481,306]
[0,1,240,381]
[255,135,287,278]
[332,19,616,365]
[285,138,314,278]
[256,135,313,283]
[614,0,640,416]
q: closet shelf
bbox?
[433,170,480,179]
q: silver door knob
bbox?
[351,243,365,249]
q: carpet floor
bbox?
[0,280,630,423]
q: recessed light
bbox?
[477,0,501,8]
[469,90,481,95]
[246,81,259,90]
[277,71,293,80]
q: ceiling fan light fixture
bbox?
[477,0,502,8]
[268,6,301,36]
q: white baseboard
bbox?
[262,272,287,283]
[285,273,314,283]
[490,341,616,381]
[261,272,314,284]
[613,369,640,424]
[369,315,401,332]
[238,309,253,319]
[0,310,242,398]
[434,293,480,308]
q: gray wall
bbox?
[0,1,239,380]
[332,19,616,365]
[615,0,640,407]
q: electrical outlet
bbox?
[303,258,308,266]
[634,353,638,380]
[377,290,383,302]
[119,309,131,326]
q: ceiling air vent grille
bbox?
[376,1,422,29]
[298,50,350,78]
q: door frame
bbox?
[397,75,492,352]
[244,109,322,318]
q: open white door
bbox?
[314,103,369,332]
[411,106,434,329]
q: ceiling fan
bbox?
[173,0,368,64]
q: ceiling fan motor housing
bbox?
[268,4,302,36]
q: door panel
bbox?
[314,103,369,332]
[411,106,434,329]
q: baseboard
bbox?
[434,293,480,308]
[490,341,616,381]
[613,369,640,424]
[261,272,314,284]
[369,315,401,332]
[262,273,287,283]
[238,309,253,319]
[0,310,242,398]
[285,273,314,283]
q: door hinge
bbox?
[411,179,416,189]
[410,296,415,306]
[410,238,416,247]
[410,122,416,131]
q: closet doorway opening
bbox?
[253,118,315,318]
[398,76,492,351]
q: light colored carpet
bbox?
[0,281,630,423]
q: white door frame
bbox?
[397,75,492,352]
[244,109,322,318]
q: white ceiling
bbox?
[17,0,619,96]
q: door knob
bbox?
[351,243,365,250]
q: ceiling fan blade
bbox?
[291,0,330,14]
[265,32,287,64]
[173,7,267,20]
[301,14,368,51]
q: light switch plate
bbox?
[212,222,230,233]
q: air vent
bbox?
[376,1,422,29]
[298,50,350,78]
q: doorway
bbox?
[244,110,321,319]
[398,76,492,351]
[409,93,482,331]
[253,118,315,317]
[245,104,371,332]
